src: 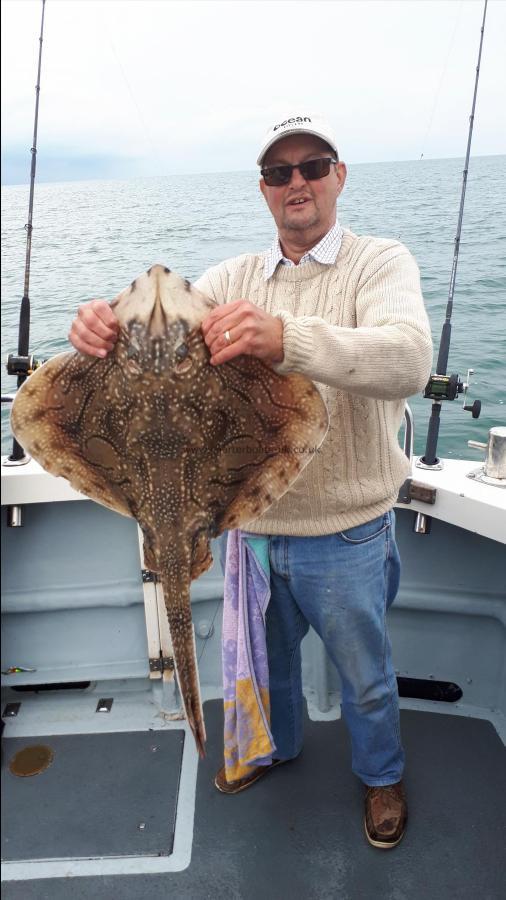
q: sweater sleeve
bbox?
[273,248,433,400]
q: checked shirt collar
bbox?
[263,219,343,281]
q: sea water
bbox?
[1,154,505,458]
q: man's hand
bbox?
[68,300,120,357]
[201,299,284,366]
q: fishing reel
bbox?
[418,367,482,471]
[423,369,481,419]
[6,353,45,378]
[3,353,47,468]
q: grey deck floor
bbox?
[2,700,506,900]
[2,730,185,862]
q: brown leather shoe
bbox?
[214,759,287,794]
[364,780,407,849]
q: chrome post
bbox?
[7,506,23,528]
[467,426,506,486]
[413,512,432,535]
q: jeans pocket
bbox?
[338,513,390,545]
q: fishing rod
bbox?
[4,0,47,465]
[419,0,487,468]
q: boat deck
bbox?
[2,465,505,897]
[2,697,505,900]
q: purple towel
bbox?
[221,529,276,782]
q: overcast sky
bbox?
[1,0,505,184]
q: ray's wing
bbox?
[11,351,136,519]
[176,345,329,543]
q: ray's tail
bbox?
[161,574,206,758]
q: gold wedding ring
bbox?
[224,330,232,345]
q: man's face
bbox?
[259,134,346,240]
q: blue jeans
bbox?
[266,511,404,786]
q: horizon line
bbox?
[1,152,504,189]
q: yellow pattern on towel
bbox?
[224,683,272,781]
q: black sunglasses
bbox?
[261,157,337,187]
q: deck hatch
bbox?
[1,729,184,862]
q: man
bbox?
[69,114,433,849]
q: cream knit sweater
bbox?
[194,228,433,535]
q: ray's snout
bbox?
[112,265,212,376]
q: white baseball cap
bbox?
[257,114,339,166]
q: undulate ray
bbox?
[11,265,329,756]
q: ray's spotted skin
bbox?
[11,265,329,756]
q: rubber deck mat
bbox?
[2,701,505,899]
[1,729,184,862]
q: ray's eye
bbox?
[174,357,193,375]
[175,343,189,360]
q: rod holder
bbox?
[3,451,31,467]
[468,426,506,481]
